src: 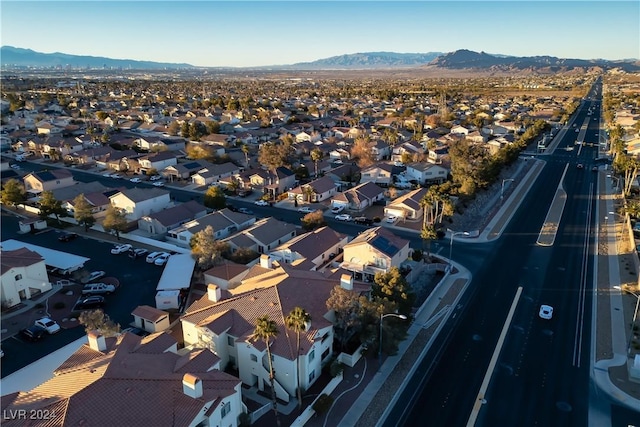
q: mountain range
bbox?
[1,46,638,73]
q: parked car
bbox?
[354,216,374,226]
[20,326,46,342]
[237,208,254,215]
[82,283,116,295]
[81,270,106,284]
[73,296,105,311]
[335,214,353,222]
[539,304,553,320]
[150,175,162,181]
[154,252,171,266]
[130,177,142,183]
[385,215,397,223]
[58,232,78,242]
[111,244,132,254]
[331,206,345,214]
[254,200,269,206]
[146,251,164,263]
[298,207,316,213]
[128,248,149,259]
[34,317,61,334]
[238,189,252,197]
[152,181,165,187]
[576,163,584,169]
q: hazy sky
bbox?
[1,1,638,67]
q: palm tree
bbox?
[285,307,311,410]
[310,148,323,178]
[241,143,250,167]
[420,225,438,260]
[251,315,281,427]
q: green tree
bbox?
[311,148,324,178]
[39,190,66,223]
[73,194,95,231]
[285,307,311,409]
[78,309,120,337]
[203,186,226,209]
[250,316,281,427]
[372,267,415,316]
[420,224,438,259]
[326,285,372,351]
[189,225,230,270]
[102,205,128,240]
[205,120,221,134]
[1,179,26,207]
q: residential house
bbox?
[203,262,251,291]
[224,217,297,254]
[135,136,186,152]
[180,263,337,402]
[109,187,172,221]
[269,226,350,271]
[330,181,385,212]
[191,162,242,187]
[340,226,411,281]
[138,151,178,174]
[23,169,74,195]
[250,166,296,199]
[405,163,448,185]
[391,141,424,163]
[0,331,244,427]
[288,175,339,203]
[0,248,52,309]
[325,163,361,189]
[167,208,255,248]
[163,160,211,181]
[131,305,171,333]
[370,139,391,161]
[359,163,394,186]
[138,200,208,237]
[384,187,429,220]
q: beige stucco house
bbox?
[1,248,52,309]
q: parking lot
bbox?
[1,212,166,378]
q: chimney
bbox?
[260,254,272,269]
[87,330,106,352]
[207,284,221,302]
[340,273,353,290]
[182,373,203,399]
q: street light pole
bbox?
[379,313,407,368]
[447,229,469,273]
[501,178,515,203]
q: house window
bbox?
[221,401,231,418]
[250,354,258,362]
[14,274,22,281]
[308,371,315,382]
[227,336,234,347]
[309,350,315,362]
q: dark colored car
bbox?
[128,248,149,259]
[237,189,253,197]
[73,296,105,311]
[58,232,78,242]
[354,217,374,226]
[20,326,46,342]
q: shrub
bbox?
[312,394,334,415]
[329,359,344,377]
[412,249,423,261]
[373,216,381,223]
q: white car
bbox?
[146,251,164,263]
[254,200,269,206]
[154,252,171,266]
[331,206,345,214]
[335,214,353,222]
[81,270,106,284]
[82,282,117,295]
[150,175,162,181]
[298,207,316,213]
[152,181,165,187]
[539,305,553,320]
[386,215,397,223]
[34,317,61,334]
[130,177,142,183]
[111,244,132,254]
[103,172,113,178]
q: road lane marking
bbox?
[466,286,523,427]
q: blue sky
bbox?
[1,1,638,67]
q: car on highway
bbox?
[58,232,78,242]
[330,206,345,214]
[128,248,149,259]
[335,214,353,222]
[154,252,171,266]
[81,270,106,284]
[73,295,105,311]
[34,317,61,334]
[146,251,164,263]
[111,244,132,254]
[152,181,165,187]
[298,207,316,213]
[82,282,117,295]
[20,326,46,342]
[539,304,553,320]
[130,177,142,183]
[254,200,269,206]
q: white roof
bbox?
[1,239,90,271]
[156,253,195,291]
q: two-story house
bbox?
[23,169,74,195]
[1,331,244,427]
[269,226,349,271]
[384,187,429,220]
[138,151,178,174]
[288,175,339,203]
[167,208,255,248]
[0,248,52,309]
[250,166,296,199]
[330,181,385,212]
[191,162,242,187]
[340,227,411,282]
[359,163,394,186]
[404,163,448,185]
[109,187,172,221]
